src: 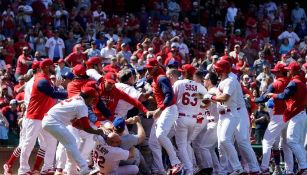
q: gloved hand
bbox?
[88,109,98,123]
[267,98,274,108]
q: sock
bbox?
[272,150,281,166]
[6,147,21,166]
[33,148,45,171]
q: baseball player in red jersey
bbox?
[204,60,244,175]
[85,57,104,82]
[18,59,68,175]
[145,58,183,175]
[42,87,106,175]
[267,62,307,174]
[98,72,149,118]
[173,64,207,175]
[254,63,294,174]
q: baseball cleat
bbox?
[229,169,244,175]
[3,164,12,175]
[171,163,183,174]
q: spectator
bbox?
[167,0,181,18]
[226,1,238,25]
[100,40,116,65]
[253,51,269,75]
[55,59,71,79]
[0,112,9,145]
[291,2,306,26]
[13,76,25,95]
[34,31,47,57]
[119,43,132,62]
[92,5,107,22]
[278,24,300,47]
[264,0,277,21]
[64,44,86,67]
[159,8,171,31]
[295,18,307,38]
[64,31,77,54]
[15,47,33,80]
[2,99,19,138]
[252,103,269,144]
[84,41,101,58]
[45,30,65,62]
[279,38,292,55]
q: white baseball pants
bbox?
[18,118,57,174]
[197,120,219,170]
[235,107,260,172]
[148,105,180,173]
[42,117,88,174]
[217,110,242,172]
[261,114,294,173]
[174,116,198,173]
[285,111,307,170]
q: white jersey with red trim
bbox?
[46,96,88,126]
[204,87,219,120]
[92,136,130,175]
[228,72,246,108]
[173,79,207,115]
[216,77,239,110]
[115,83,141,118]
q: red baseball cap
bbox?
[86,57,101,67]
[83,80,98,89]
[179,64,196,75]
[32,61,40,69]
[271,63,286,73]
[81,87,97,98]
[73,64,87,76]
[220,55,233,65]
[104,72,117,84]
[144,58,159,68]
[40,59,53,68]
[285,62,301,72]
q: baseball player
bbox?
[221,56,260,174]
[173,64,207,175]
[98,72,149,119]
[3,61,41,175]
[18,59,68,175]
[145,58,183,174]
[90,133,139,175]
[267,61,307,174]
[254,63,294,174]
[42,87,105,175]
[86,56,104,82]
[193,72,220,175]
[204,60,243,175]
[115,69,149,119]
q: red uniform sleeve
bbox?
[118,89,148,113]
[72,117,90,129]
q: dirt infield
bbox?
[0,147,38,175]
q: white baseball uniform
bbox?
[115,82,142,118]
[42,96,91,175]
[173,79,207,173]
[193,87,220,173]
[216,76,243,173]
[229,72,260,173]
[92,135,139,175]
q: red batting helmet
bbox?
[213,60,231,74]
[220,55,233,65]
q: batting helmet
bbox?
[213,60,231,74]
